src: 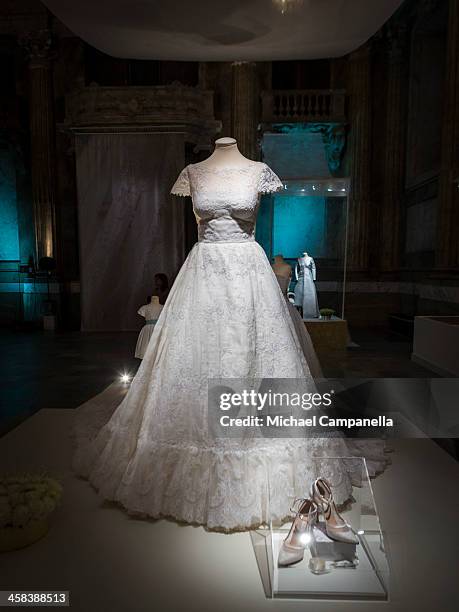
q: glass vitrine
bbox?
[256,178,349,320]
[250,456,390,601]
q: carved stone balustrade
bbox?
[261,89,347,123]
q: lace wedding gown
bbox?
[73,161,387,531]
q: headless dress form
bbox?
[135,298,163,359]
[72,139,389,531]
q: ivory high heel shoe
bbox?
[278,498,318,567]
[310,478,359,545]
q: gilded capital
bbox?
[20,29,53,65]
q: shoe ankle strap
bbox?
[290,497,317,518]
[312,478,333,509]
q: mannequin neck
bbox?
[202,137,252,168]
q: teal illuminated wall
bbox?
[272,195,325,259]
[0,142,20,261]
[256,192,346,266]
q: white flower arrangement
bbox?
[0,474,62,529]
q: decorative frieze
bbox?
[64,84,221,148]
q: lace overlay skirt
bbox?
[73,241,388,531]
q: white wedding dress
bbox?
[73,161,387,531]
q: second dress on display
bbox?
[135,298,164,359]
[294,254,320,319]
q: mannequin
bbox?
[199,137,254,169]
[272,254,292,280]
[135,295,163,359]
[294,251,320,319]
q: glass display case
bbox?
[256,177,349,320]
[250,456,390,601]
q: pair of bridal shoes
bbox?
[278,478,359,567]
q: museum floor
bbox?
[1,329,457,612]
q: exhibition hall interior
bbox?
[0,0,458,611]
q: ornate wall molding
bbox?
[262,122,347,174]
[64,84,221,147]
[20,28,53,65]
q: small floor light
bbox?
[120,373,131,384]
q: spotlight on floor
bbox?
[119,373,132,384]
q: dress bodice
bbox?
[298,257,314,270]
[171,162,283,243]
[297,256,316,278]
[138,302,163,320]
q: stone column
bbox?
[22,29,56,260]
[231,61,258,159]
[347,45,372,271]
[380,25,408,272]
[436,0,459,269]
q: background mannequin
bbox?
[272,254,292,279]
[135,295,163,359]
[294,251,320,319]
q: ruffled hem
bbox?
[72,384,389,532]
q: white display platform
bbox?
[251,457,390,601]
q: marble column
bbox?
[436,0,459,269]
[22,30,56,260]
[231,61,258,160]
[347,45,372,271]
[380,25,408,272]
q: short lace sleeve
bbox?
[258,164,283,194]
[171,166,191,197]
[137,305,147,318]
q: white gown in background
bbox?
[135,300,164,359]
[73,161,387,531]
